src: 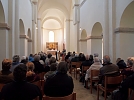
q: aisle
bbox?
[71,75,112,100]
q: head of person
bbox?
[2,59,12,71]
[94,53,99,57]
[67,52,71,56]
[116,58,122,64]
[29,54,33,57]
[94,57,100,63]
[50,63,57,71]
[26,62,34,71]
[57,62,68,74]
[49,57,56,65]
[13,55,20,63]
[13,64,27,82]
[127,57,133,67]
[47,53,52,59]
[131,57,134,71]
[21,56,28,64]
[89,55,93,61]
[34,55,40,61]
[85,55,89,60]
[103,55,111,64]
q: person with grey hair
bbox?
[32,55,45,74]
[99,55,119,85]
[10,55,20,72]
[44,62,74,97]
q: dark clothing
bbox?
[32,61,45,74]
[44,72,74,97]
[80,60,93,71]
[71,57,79,62]
[121,67,133,77]
[99,63,119,84]
[65,55,70,62]
[26,73,40,82]
[0,81,42,100]
[0,70,13,84]
[113,73,134,100]
[117,60,126,69]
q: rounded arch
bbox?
[0,1,5,22]
[19,19,25,35]
[91,22,103,36]
[38,1,69,19]
[27,28,31,39]
[81,29,87,39]
[120,1,134,27]
[42,17,62,28]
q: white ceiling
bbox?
[38,0,73,29]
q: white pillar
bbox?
[14,0,20,54]
[103,0,109,56]
[37,18,41,52]
[65,20,70,52]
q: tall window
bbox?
[49,31,54,42]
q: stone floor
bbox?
[71,74,112,100]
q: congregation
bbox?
[0,51,134,100]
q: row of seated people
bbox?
[68,52,134,100]
[0,61,74,100]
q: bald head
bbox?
[103,55,111,64]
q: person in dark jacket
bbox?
[0,64,42,100]
[116,58,126,69]
[44,62,74,97]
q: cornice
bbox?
[66,19,73,22]
[115,27,134,33]
[87,36,102,40]
[20,34,29,39]
[0,23,10,30]
[73,4,79,9]
[79,39,87,41]
[28,39,32,42]
[37,18,41,20]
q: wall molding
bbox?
[28,39,32,42]
[66,19,73,22]
[79,38,87,41]
[73,4,79,9]
[0,23,10,30]
[20,34,29,39]
[87,36,102,40]
[115,27,134,33]
[80,0,87,8]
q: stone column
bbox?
[37,18,42,52]
[14,0,20,54]
[65,19,70,52]
[103,0,109,55]
[19,35,29,57]
[28,39,32,56]
[0,23,10,70]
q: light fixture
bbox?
[79,27,82,31]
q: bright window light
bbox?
[49,31,54,42]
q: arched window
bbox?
[49,31,54,42]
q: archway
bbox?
[91,22,103,59]
[19,19,27,57]
[117,1,134,60]
[80,29,87,54]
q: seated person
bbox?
[99,55,119,85]
[44,63,57,80]
[112,57,134,100]
[85,57,102,81]
[26,62,40,82]
[20,56,28,64]
[0,59,13,83]
[0,64,42,100]
[44,62,74,97]
[121,57,133,77]
[116,58,126,69]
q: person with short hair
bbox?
[0,64,42,100]
[0,59,13,83]
[10,55,20,72]
[44,62,74,97]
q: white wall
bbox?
[19,0,32,35]
[1,0,8,23]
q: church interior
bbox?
[0,0,134,99]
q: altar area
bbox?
[46,42,58,55]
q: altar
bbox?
[47,50,57,55]
[46,42,58,55]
